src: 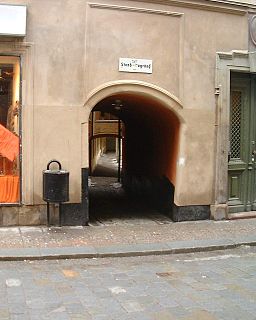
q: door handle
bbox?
[252,150,256,163]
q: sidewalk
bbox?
[0,218,256,260]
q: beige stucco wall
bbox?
[83,0,248,207]
[0,0,251,208]
[0,0,87,204]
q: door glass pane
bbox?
[230,91,242,159]
[0,56,20,203]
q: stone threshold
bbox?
[228,211,256,220]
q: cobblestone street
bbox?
[0,246,256,320]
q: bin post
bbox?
[47,202,50,227]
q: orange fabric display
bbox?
[0,175,19,203]
[0,157,14,175]
[0,124,19,161]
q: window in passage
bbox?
[0,56,20,203]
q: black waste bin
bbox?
[43,160,69,226]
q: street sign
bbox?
[119,58,152,74]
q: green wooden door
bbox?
[228,76,256,213]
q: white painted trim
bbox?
[89,3,184,16]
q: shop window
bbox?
[0,56,20,203]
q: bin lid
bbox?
[43,169,69,174]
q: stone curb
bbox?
[0,237,256,261]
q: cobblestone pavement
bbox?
[0,246,256,320]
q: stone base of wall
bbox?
[0,204,89,227]
[62,203,88,226]
[0,205,50,226]
[210,204,228,220]
[0,203,212,226]
[172,205,211,222]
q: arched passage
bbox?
[84,81,183,223]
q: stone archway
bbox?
[84,80,184,119]
[81,80,185,223]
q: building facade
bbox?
[0,0,255,225]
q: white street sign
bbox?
[119,58,152,74]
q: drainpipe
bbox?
[118,117,121,182]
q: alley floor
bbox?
[0,246,255,320]
[89,152,172,225]
[88,175,171,226]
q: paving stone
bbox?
[166,306,190,318]
[10,314,30,320]
[158,296,179,308]
[8,303,27,314]
[120,300,144,312]
[26,298,48,309]
[182,309,218,320]
[151,310,177,320]
[142,302,164,313]
[92,315,112,320]
[0,308,10,319]
[69,314,92,320]
[123,312,152,320]
[64,303,85,313]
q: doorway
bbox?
[228,72,256,213]
[88,92,180,224]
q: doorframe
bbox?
[212,50,256,219]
